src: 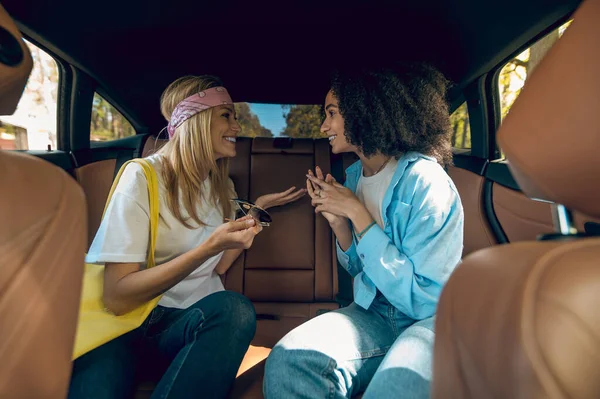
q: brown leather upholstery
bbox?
[432,239,600,399]
[433,1,600,397]
[0,151,86,398]
[226,137,338,317]
[75,159,117,248]
[447,166,496,255]
[0,4,33,115]
[492,183,553,242]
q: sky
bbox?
[248,103,287,136]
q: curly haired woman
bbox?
[264,63,464,398]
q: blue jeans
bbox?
[263,294,435,398]
[68,290,256,399]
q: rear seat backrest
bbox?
[226,137,339,347]
[72,148,137,247]
[75,158,117,247]
[447,166,497,256]
[246,138,333,302]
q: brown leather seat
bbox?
[74,150,131,248]
[447,165,497,256]
[0,151,87,398]
[432,1,600,397]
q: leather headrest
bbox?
[252,137,314,154]
[497,0,600,218]
[0,4,33,115]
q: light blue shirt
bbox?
[337,152,464,321]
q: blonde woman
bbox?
[68,75,305,399]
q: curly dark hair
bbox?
[330,62,453,167]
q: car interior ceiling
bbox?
[2,0,582,134]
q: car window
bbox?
[235,103,326,138]
[450,102,471,151]
[90,93,136,142]
[0,40,59,150]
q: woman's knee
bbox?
[264,344,286,377]
[211,291,256,339]
[264,342,305,375]
[264,333,333,385]
[264,344,303,391]
[264,337,346,398]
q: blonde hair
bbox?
[158,75,233,228]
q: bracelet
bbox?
[357,221,377,239]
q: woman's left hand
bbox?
[255,186,307,210]
[306,173,363,219]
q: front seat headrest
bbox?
[0,3,33,115]
[497,0,600,218]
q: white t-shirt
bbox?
[86,154,233,309]
[355,158,399,229]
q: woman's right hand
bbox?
[205,216,262,255]
[307,167,347,228]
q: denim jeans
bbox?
[68,290,256,399]
[263,293,435,398]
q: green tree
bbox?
[499,25,563,120]
[235,103,273,138]
[450,102,471,149]
[91,93,135,141]
[281,105,325,139]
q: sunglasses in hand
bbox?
[231,199,272,227]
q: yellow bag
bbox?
[73,158,161,360]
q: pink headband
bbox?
[167,86,233,138]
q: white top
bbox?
[355,158,399,229]
[86,154,233,309]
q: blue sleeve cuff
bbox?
[356,224,388,263]
[336,239,360,276]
